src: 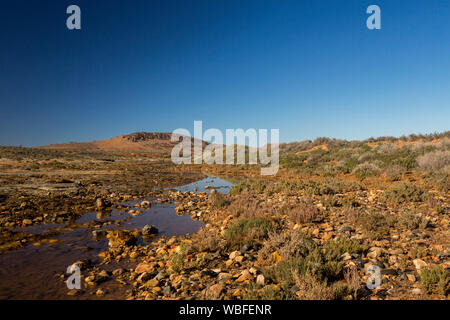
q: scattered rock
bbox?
[142,224,159,236]
[208,284,224,298]
[135,262,155,274]
[413,259,428,271]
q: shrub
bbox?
[289,203,321,224]
[323,238,365,262]
[224,218,274,250]
[417,150,450,172]
[420,265,450,295]
[258,230,317,266]
[189,227,221,252]
[380,183,426,205]
[304,179,361,196]
[352,162,381,181]
[209,191,230,209]
[358,211,395,240]
[227,195,276,219]
[395,211,429,230]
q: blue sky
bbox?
[1,0,449,146]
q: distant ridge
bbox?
[39,132,208,154]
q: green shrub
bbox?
[358,211,395,240]
[380,183,426,205]
[209,191,230,209]
[224,218,273,250]
[420,265,450,295]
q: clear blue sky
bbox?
[1,0,449,146]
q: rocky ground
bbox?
[0,134,449,300]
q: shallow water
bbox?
[0,176,232,300]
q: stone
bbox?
[412,288,422,295]
[67,289,80,296]
[235,255,245,263]
[406,274,416,282]
[237,270,253,282]
[249,267,258,275]
[146,278,159,287]
[140,200,151,207]
[96,270,109,283]
[142,224,158,236]
[22,219,32,226]
[338,226,353,233]
[208,284,224,298]
[112,268,126,277]
[152,286,162,293]
[368,247,383,258]
[155,271,166,281]
[229,251,241,260]
[95,289,105,296]
[413,259,428,271]
[106,230,137,248]
[218,272,232,281]
[341,252,352,261]
[95,198,110,209]
[92,230,107,239]
[256,274,265,286]
[135,262,155,274]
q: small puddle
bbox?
[0,176,232,300]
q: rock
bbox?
[237,270,253,282]
[140,200,151,207]
[95,198,110,209]
[22,219,32,226]
[413,259,428,271]
[235,256,245,263]
[341,252,352,261]
[208,284,224,298]
[67,289,80,296]
[146,278,159,287]
[367,247,383,260]
[135,262,155,274]
[96,289,105,296]
[338,226,353,233]
[412,288,422,295]
[249,267,258,275]
[112,268,126,277]
[229,251,241,260]
[152,286,162,293]
[218,272,232,281]
[155,271,166,281]
[142,224,158,236]
[256,274,265,286]
[96,270,109,283]
[92,230,107,239]
[406,274,416,282]
[106,230,137,248]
